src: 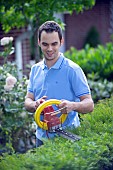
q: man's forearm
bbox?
[24,98,36,113]
[58,95,94,114]
[72,98,94,114]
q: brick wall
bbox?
[64,0,111,50]
[22,38,31,75]
[0,26,31,76]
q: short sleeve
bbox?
[71,67,90,97]
[27,66,34,93]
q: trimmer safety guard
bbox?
[34,99,67,130]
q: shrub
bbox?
[0,97,113,169]
[0,37,35,154]
[65,43,113,81]
[87,73,113,102]
[0,62,35,154]
[83,26,101,48]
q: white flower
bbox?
[9,47,15,55]
[20,112,26,118]
[6,73,12,77]
[6,76,17,86]
[31,122,37,130]
[25,79,29,85]
[4,84,14,91]
[1,37,13,46]
[4,75,17,91]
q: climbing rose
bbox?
[1,37,13,46]
[4,75,17,91]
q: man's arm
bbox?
[24,92,38,113]
[25,92,48,113]
[58,94,94,114]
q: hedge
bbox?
[0,97,113,170]
[64,43,113,81]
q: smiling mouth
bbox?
[47,53,54,57]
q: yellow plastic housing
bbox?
[34,99,67,130]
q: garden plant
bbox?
[0,97,113,170]
[0,37,35,154]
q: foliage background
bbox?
[0,61,35,153]
[0,97,113,169]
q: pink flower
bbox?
[1,37,13,46]
[6,76,17,86]
[4,85,14,91]
[4,75,17,91]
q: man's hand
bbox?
[35,96,47,110]
[58,100,73,114]
[58,94,94,114]
[25,92,47,113]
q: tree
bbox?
[0,0,95,60]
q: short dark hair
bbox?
[38,21,63,42]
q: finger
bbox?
[61,107,67,114]
[42,96,47,99]
[58,103,66,108]
[35,101,40,107]
[35,103,38,110]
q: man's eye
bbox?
[52,42,58,46]
[42,43,48,46]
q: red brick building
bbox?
[0,27,31,76]
[64,0,111,50]
[0,0,112,77]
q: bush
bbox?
[87,73,113,102]
[0,37,35,154]
[0,62,35,154]
[0,97,113,170]
[65,43,113,81]
[83,26,101,48]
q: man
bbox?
[25,21,94,147]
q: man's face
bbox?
[38,31,63,61]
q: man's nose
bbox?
[48,45,52,51]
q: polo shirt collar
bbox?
[41,53,64,70]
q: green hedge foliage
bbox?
[88,75,113,102]
[65,43,113,81]
[0,97,113,170]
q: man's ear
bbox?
[60,38,64,46]
[38,39,40,46]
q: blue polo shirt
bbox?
[27,53,90,139]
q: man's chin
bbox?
[45,56,55,60]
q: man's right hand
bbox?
[25,92,47,113]
[35,96,47,110]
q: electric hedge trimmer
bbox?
[34,99,81,141]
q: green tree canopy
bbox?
[0,0,95,61]
[0,0,95,33]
